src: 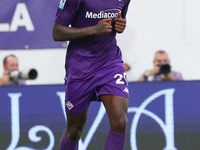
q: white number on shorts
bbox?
[123,72,128,85]
[114,73,128,85]
[114,74,125,84]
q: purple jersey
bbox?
[55,0,130,80]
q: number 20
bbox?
[114,73,128,85]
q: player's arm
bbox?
[53,18,112,41]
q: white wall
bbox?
[118,0,200,81]
[0,0,200,85]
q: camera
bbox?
[158,62,171,75]
[9,69,38,81]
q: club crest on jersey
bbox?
[66,101,74,110]
[59,0,66,9]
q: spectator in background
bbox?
[0,54,26,86]
[138,50,183,82]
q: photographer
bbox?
[0,54,26,86]
[137,50,183,82]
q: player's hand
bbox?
[94,18,112,35]
[114,12,126,33]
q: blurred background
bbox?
[1,0,199,85]
[1,0,200,150]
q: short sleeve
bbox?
[55,0,80,26]
[122,0,131,18]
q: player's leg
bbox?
[60,108,88,150]
[59,76,96,150]
[101,95,129,150]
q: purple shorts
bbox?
[65,67,129,114]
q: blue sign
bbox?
[0,0,66,49]
[0,81,200,150]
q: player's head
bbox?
[3,54,19,71]
[153,50,170,67]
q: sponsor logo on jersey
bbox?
[85,9,121,19]
[123,87,129,93]
[59,0,66,9]
[66,101,74,110]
